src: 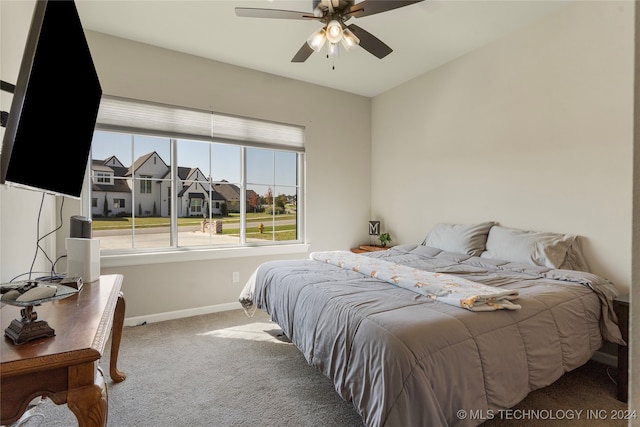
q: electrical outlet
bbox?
[233,272,240,283]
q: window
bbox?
[96,172,112,184]
[139,176,152,194]
[190,198,203,214]
[89,96,304,252]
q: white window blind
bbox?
[96,96,305,152]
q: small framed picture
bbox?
[369,221,380,236]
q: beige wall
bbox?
[80,31,371,319]
[0,1,372,318]
[1,0,637,409]
[0,0,57,283]
[372,1,634,293]
[373,1,637,406]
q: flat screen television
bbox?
[0,0,102,199]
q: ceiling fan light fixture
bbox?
[327,42,340,58]
[325,20,343,44]
[341,27,360,51]
[237,0,426,64]
[307,28,327,52]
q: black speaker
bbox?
[70,215,92,238]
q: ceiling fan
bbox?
[235,0,425,63]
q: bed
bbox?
[239,222,624,427]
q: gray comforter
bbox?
[240,244,624,427]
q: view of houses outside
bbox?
[90,131,298,250]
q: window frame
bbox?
[112,198,125,209]
[84,96,306,258]
[95,172,112,184]
[139,175,152,194]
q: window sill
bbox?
[100,244,310,268]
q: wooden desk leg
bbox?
[67,366,108,427]
[110,292,126,383]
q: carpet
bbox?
[9,309,628,426]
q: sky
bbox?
[91,131,297,196]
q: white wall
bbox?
[67,31,371,319]
[0,0,58,284]
[1,0,637,409]
[372,1,635,293]
[1,1,372,318]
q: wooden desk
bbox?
[1,274,126,426]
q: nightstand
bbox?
[613,294,629,403]
[351,245,391,254]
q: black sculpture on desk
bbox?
[5,304,56,345]
[1,281,80,344]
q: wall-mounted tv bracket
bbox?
[0,80,16,128]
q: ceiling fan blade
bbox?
[349,0,424,19]
[235,8,317,20]
[291,42,314,63]
[347,24,392,59]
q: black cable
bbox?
[27,193,46,281]
[36,196,65,279]
[9,271,63,283]
[26,193,66,282]
[51,254,67,277]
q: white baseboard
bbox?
[123,302,242,327]
[591,349,618,367]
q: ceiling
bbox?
[75,0,571,98]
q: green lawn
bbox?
[92,213,296,230]
[245,228,297,241]
[92,214,297,241]
[244,224,297,241]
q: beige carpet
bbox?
[11,309,628,427]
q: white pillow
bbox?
[422,221,495,256]
[481,226,576,269]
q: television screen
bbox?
[0,0,102,198]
